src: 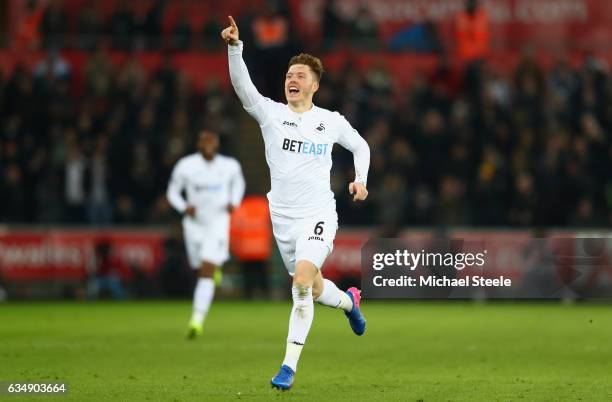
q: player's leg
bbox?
[186,218,228,338]
[271,259,317,390]
[304,212,366,336]
[269,214,299,389]
[272,213,343,388]
[184,228,206,337]
[312,270,352,311]
[188,261,216,338]
[284,260,318,367]
[313,268,365,335]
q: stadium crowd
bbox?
[1,49,240,225]
[329,54,612,229]
[1,1,610,228]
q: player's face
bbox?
[285,64,319,104]
[197,131,219,160]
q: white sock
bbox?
[283,342,303,373]
[191,278,215,325]
[283,285,313,372]
[315,279,353,312]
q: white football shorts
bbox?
[271,209,338,275]
[183,216,230,268]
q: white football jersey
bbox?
[228,41,370,218]
[166,153,245,224]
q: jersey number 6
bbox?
[314,221,324,236]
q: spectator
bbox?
[154,53,177,101]
[237,5,256,50]
[147,195,175,224]
[436,175,470,225]
[33,49,71,80]
[158,237,193,297]
[374,173,408,230]
[108,1,136,50]
[40,0,68,49]
[348,6,379,50]
[570,197,599,227]
[231,196,273,299]
[321,0,344,50]
[14,0,44,50]
[454,0,489,62]
[88,136,113,224]
[252,6,289,50]
[411,185,436,225]
[1,163,27,222]
[472,145,508,225]
[76,0,103,50]
[389,21,442,53]
[114,195,138,223]
[202,11,223,50]
[138,0,166,49]
[87,240,125,299]
[115,55,146,98]
[508,172,537,226]
[250,6,291,99]
[35,168,64,223]
[170,12,193,50]
[84,47,114,98]
[63,132,88,223]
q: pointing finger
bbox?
[228,15,237,28]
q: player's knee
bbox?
[292,274,313,289]
[199,262,215,278]
[293,271,315,289]
[293,260,317,288]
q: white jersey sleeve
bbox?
[228,41,275,127]
[229,159,246,208]
[334,113,371,186]
[166,160,188,213]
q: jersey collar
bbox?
[286,102,316,117]
[198,153,217,165]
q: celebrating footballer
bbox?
[222,15,371,390]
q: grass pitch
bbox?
[1,301,611,401]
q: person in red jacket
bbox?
[455,0,489,63]
[230,195,273,299]
[14,1,44,50]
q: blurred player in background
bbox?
[167,130,245,338]
[222,16,370,390]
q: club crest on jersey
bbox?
[282,138,329,156]
[316,123,325,132]
[283,120,298,127]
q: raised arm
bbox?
[222,16,272,126]
[336,115,370,201]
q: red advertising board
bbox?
[322,229,610,286]
[1,228,608,292]
[0,229,166,281]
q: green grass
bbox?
[1,301,611,401]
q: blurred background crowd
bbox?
[1,49,239,225]
[1,0,611,229]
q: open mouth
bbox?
[288,86,300,95]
